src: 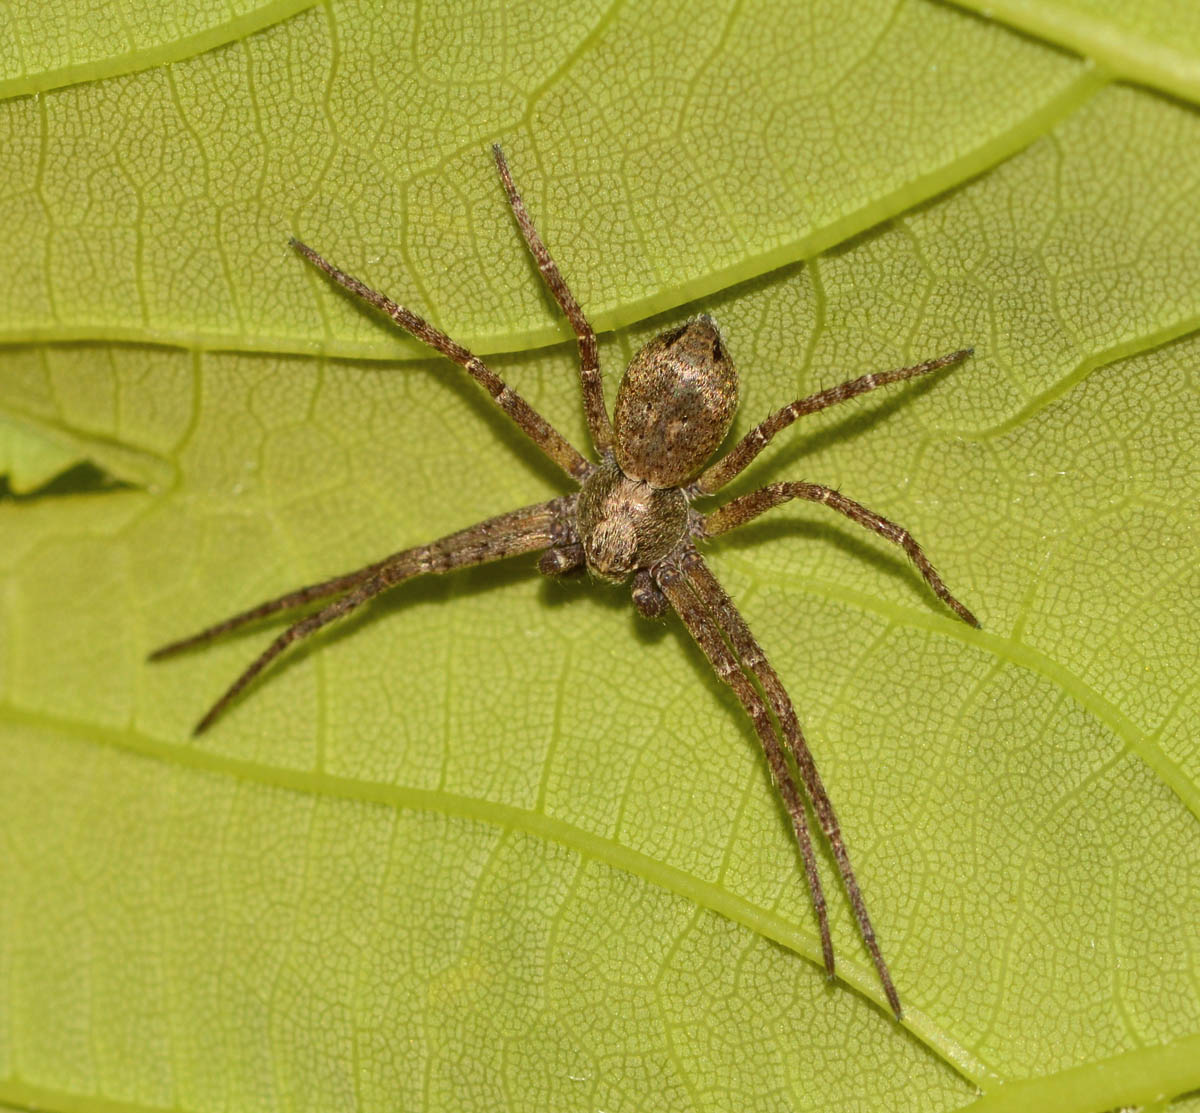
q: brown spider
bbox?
[150,145,978,1020]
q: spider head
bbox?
[586,515,638,580]
[613,315,739,488]
[577,457,689,582]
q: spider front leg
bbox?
[151,497,574,735]
[695,348,972,495]
[673,549,903,1018]
[702,482,979,627]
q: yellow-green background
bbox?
[1,1,1198,1111]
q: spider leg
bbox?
[701,482,979,627]
[695,349,972,495]
[491,145,614,457]
[654,557,836,984]
[291,239,592,483]
[159,497,573,735]
[190,574,386,735]
[149,561,392,661]
[675,548,903,1019]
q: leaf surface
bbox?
[1,3,1198,1112]
[949,0,1200,102]
[0,0,317,96]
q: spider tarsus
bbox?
[940,587,979,628]
[885,980,903,1021]
[147,635,202,661]
[193,689,239,735]
[819,931,835,979]
[290,238,334,279]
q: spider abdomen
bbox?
[613,315,738,488]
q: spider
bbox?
[150,145,978,1020]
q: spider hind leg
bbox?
[676,548,903,1018]
[654,556,838,990]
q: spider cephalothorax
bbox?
[151,146,978,1019]
[575,453,688,583]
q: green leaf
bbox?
[2,3,1198,1112]
[0,0,319,97]
[948,0,1200,103]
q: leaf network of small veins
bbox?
[149,144,981,1022]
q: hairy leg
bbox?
[695,349,972,495]
[702,481,978,627]
[153,497,573,734]
[491,145,613,457]
[678,548,902,1018]
[655,558,836,981]
[291,239,591,482]
[149,561,392,662]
